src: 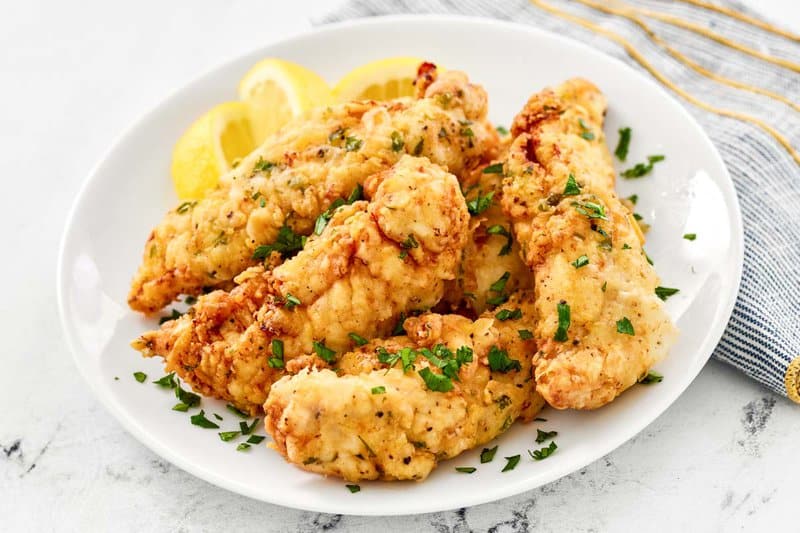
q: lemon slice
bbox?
[171,101,254,200]
[333,56,430,102]
[238,58,332,144]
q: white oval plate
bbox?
[57,15,742,516]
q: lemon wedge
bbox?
[171,101,254,200]
[238,58,332,144]
[332,56,430,102]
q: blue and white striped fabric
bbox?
[320,0,800,402]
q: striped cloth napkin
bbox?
[319,0,800,403]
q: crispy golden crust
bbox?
[128,69,499,313]
[132,156,470,414]
[501,78,677,410]
[264,294,544,482]
[442,162,532,316]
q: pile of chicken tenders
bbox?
[129,64,677,482]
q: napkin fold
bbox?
[319,0,800,402]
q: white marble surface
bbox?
[1,1,798,531]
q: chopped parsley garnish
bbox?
[247,435,266,444]
[236,443,250,452]
[174,383,201,408]
[328,127,346,143]
[633,213,643,221]
[240,418,259,435]
[495,308,522,321]
[253,158,276,173]
[627,193,639,205]
[572,200,608,220]
[518,329,534,340]
[252,225,307,260]
[487,224,513,256]
[390,131,404,152]
[621,155,665,179]
[153,372,176,388]
[268,339,285,369]
[614,127,632,161]
[213,413,223,421]
[639,371,664,384]
[601,281,608,292]
[190,410,219,429]
[622,243,632,250]
[487,271,511,306]
[645,250,654,265]
[418,367,454,392]
[218,431,240,442]
[226,404,249,418]
[578,119,595,141]
[413,138,424,156]
[536,429,558,443]
[529,441,558,460]
[159,308,183,325]
[487,346,521,373]
[460,126,474,138]
[176,201,197,214]
[344,136,363,152]
[184,295,197,305]
[284,293,301,309]
[502,455,521,472]
[616,317,635,335]
[655,286,680,301]
[313,341,336,363]
[563,173,581,196]
[133,372,147,383]
[371,386,386,395]
[483,163,504,174]
[392,312,407,336]
[346,484,361,493]
[481,445,499,463]
[467,190,494,216]
[490,271,510,292]
[358,436,376,457]
[554,301,571,342]
[571,255,589,269]
[172,403,189,412]
[496,125,509,135]
[314,185,364,235]
[683,233,697,241]
[349,332,369,346]
[455,467,476,474]
[456,346,474,366]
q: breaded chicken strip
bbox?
[129,67,498,313]
[501,79,677,410]
[265,294,544,481]
[442,162,532,316]
[132,156,470,414]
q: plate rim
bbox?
[57,13,744,515]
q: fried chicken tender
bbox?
[129,67,498,313]
[442,162,532,315]
[264,294,544,481]
[501,78,677,410]
[132,156,470,414]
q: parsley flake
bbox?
[226,404,249,418]
[467,190,494,216]
[153,372,176,388]
[481,445,499,463]
[418,367,453,392]
[346,484,361,493]
[218,431,240,442]
[284,293,301,309]
[133,372,147,383]
[536,429,558,443]
[349,332,369,346]
[313,341,336,363]
[563,173,581,196]
[616,317,635,335]
[518,329,534,340]
[554,301,571,342]
[190,410,219,429]
[495,308,523,321]
[371,386,386,395]
[455,467,476,474]
[483,163,504,174]
[683,233,697,241]
[571,255,589,269]
[390,131,404,152]
[655,286,680,301]
[639,371,664,384]
[344,136,363,152]
[236,443,251,452]
[502,455,521,472]
[496,125,509,135]
[621,155,665,179]
[529,441,558,460]
[488,346,521,373]
[487,224,513,256]
[159,308,183,325]
[252,225,307,260]
[614,127,632,161]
